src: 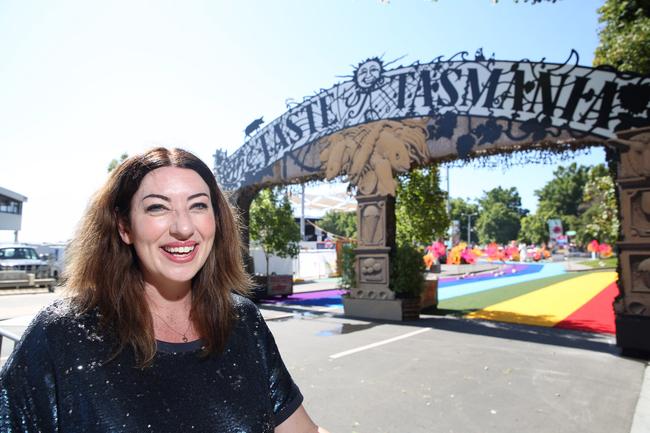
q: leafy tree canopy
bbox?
[519,213,548,245]
[475,187,527,244]
[517,163,616,247]
[478,186,526,215]
[320,210,357,238]
[249,188,301,276]
[576,164,620,245]
[107,153,128,173]
[535,163,590,218]
[396,166,449,246]
[594,0,650,74]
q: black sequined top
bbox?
[0,294,303,432]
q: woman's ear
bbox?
[118,219,133,245]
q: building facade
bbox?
[0,186,27,242]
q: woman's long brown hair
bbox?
[64,147,251,367]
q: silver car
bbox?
[0,244,51,279]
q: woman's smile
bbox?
[160,241,199,263]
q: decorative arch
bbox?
[215,51,650,352]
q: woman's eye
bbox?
[145,204,168,213]
[191,202,209,210]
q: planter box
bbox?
[343,297,420,321]
[421,275,438,310]
[251,274,293,299]
[267,275,293,296]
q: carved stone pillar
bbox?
[352,194,396,300]
[609,126,650,353]
[232,185,260,276]
[318,119,430,319]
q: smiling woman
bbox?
[117,167,217,305]
[0,148,328,433]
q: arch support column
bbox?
[342,193,405,320]
[609,126,650,353]
[232,185,260,276]
[351,194,396,300]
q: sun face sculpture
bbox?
[354,57,384,93]
[319,120,430,196]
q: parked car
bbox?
[32,243,67,281]
[0,243,55,291]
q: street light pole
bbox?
[446,166,452,249]
[463,213,477,244]
[300,183,306,241]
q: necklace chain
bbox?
[153,312,192,343]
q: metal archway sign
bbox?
[215,52,650,353]
[215,51,649,194]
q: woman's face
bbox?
[118,166,216,290]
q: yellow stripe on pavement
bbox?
[466,271,617,327]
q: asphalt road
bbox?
[1,289,648,433]
[269,309,645,433]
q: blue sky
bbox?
[0,0,606,242]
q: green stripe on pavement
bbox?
[437,272,599,315]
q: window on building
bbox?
[0,196,21,214]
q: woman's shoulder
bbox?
[28,298,75,327]
[4,299,90,363]
[230,292,261,320]
[24,298,98,342]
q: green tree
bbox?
[475,187,527,244]
[594,0,650,74]
[395,166,449,246]
[519,213,548,245]
[576,165,620,245]
[249,188,301,281]
[449,197,480,244]
[524,163,591,240]
[536,163,590,219]
[107,152,129,172]
[320,210,357,238]
[520,164,610,246]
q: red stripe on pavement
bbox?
[554,281,619,334]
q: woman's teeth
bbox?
[163,245,195,254]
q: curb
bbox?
[630,362,650,433]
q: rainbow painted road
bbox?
[261,263,619,334]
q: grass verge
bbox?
[578,257,618,269]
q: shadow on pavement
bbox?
[259,303,627,356]
[414,315,620,355]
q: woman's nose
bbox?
[170,209,194,239]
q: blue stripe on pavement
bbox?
[438,263,566,301]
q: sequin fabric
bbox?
[0,294,302,432]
